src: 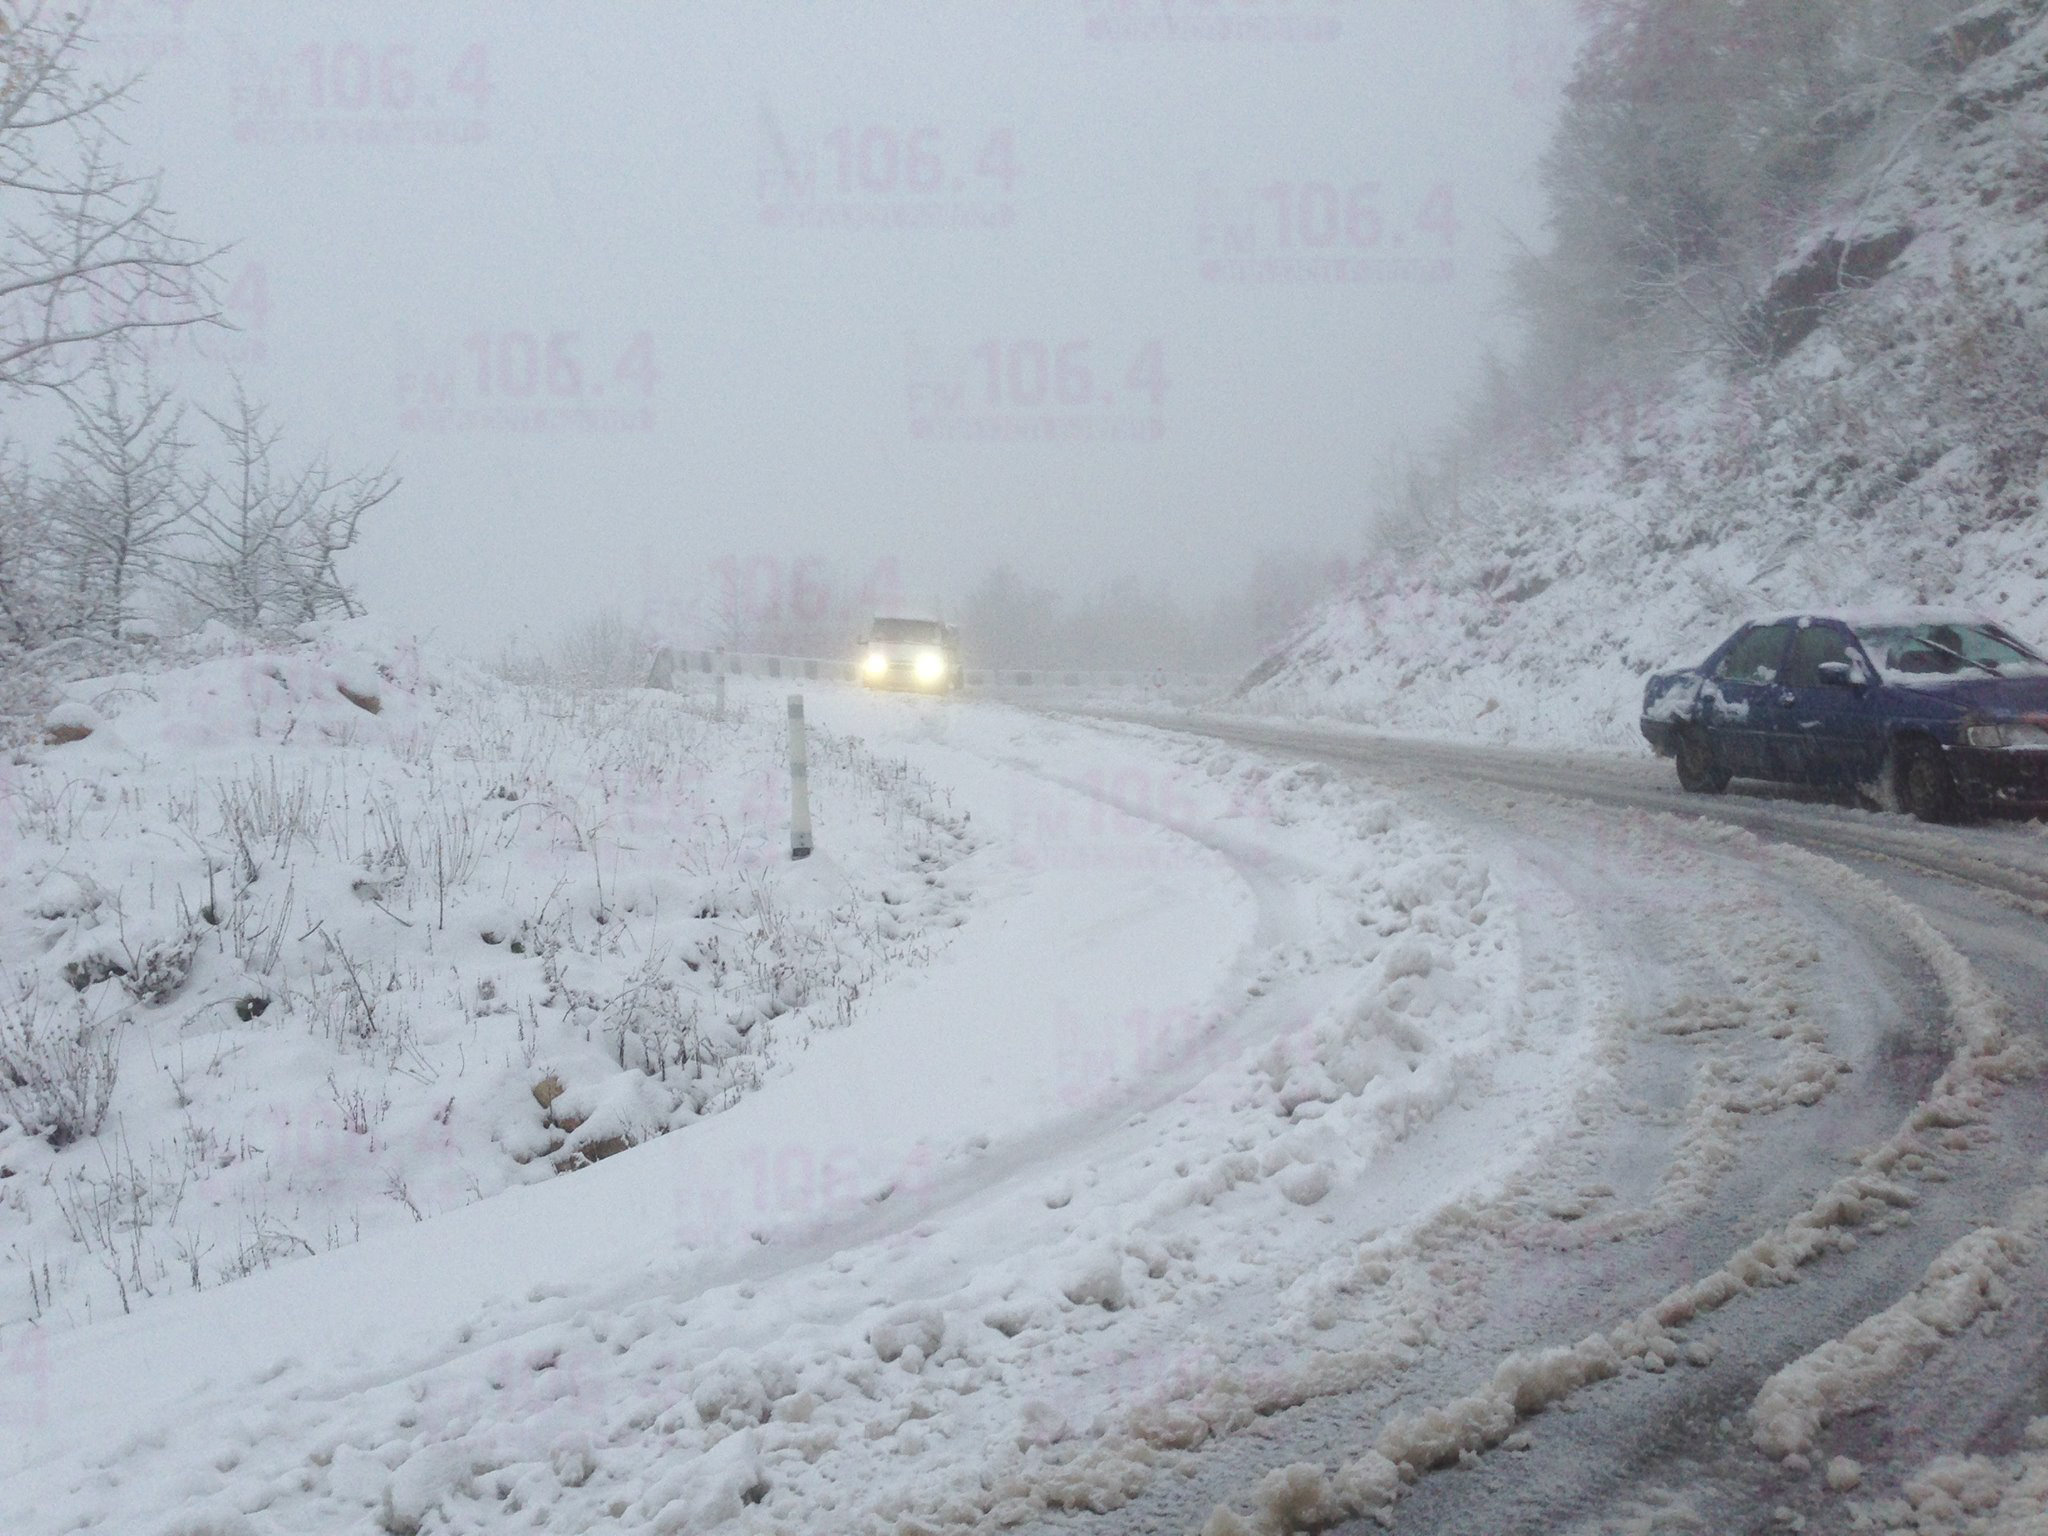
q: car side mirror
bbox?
[1816,661,1862,688]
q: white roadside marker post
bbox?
[788,693,813,860]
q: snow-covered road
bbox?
[0,685,1601,1535]
[6,687,2045,1535]
[1047,710,2048,1535]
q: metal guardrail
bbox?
[645,648,1236,692]
[647,649,856,686]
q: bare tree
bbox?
[0,11,393,672]
[1514,2,1968,384]
[180,382,393,629]
[707,568,756,654]
[958,563,1059,668]
[0,442,62,647]
[51,349,195,636]
[178,384,296,628]
[276,455,397,623]
[0,3,221,396]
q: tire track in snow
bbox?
[1038,714,2046,1536]
[1121,715,2048,917]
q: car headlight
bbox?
[863,649,888,677]
[1963,721,2048,749]
[913,649,945,684]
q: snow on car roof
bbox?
[1737,606,1998,632]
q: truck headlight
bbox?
[914,650,945,684]
[1963,721,2048,749]
[863,649,888,678]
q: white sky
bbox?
[82,0,1578,649]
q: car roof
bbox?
[1736,606,1996,632]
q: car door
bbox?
[1702,623,1795,778]
[1771,621,1881,783]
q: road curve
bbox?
[1038,709,2048,1536]
[1142,714,2048,913]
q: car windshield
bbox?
[869,619,946,645]
[1853,622,2048,681]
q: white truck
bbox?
[858,616,962,693]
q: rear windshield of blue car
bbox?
[1855,623,2048,681]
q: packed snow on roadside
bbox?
[0,623,974,1334]
[0,680,1599,1536]
[1193,822,2041,1536]
[1849,1415,2048,1533]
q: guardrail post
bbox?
[788,694,813,860]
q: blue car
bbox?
[1640,611,2048,821]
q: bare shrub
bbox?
[0,980,123,1147]
[214,759,321,853]
[119,929,198,1005]
[50,1133,186,1312]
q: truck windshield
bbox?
[870,619,947,644]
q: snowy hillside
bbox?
[0,626,972,1330]
[1241,0,2048,749]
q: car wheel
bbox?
[1674,729,1730,794]
[1897,741,1958,823]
